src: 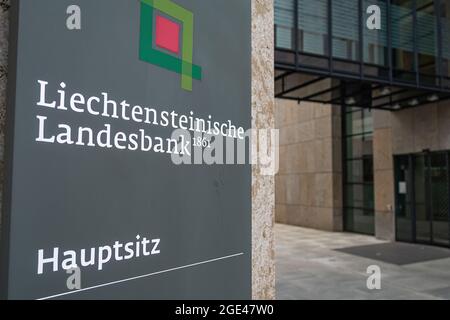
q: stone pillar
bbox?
[373,110,395,241]
[251,0,275,300]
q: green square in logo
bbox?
[139,0,202,91]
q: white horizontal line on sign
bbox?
[37,252,244,300]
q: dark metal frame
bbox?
[342,102,375,236]
[394,151,450,248]
[275,0,450,110]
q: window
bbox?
[363,0,388,66]
[332,0,359,61]
[298,0,328,55]
[343,106,375,235]
[391,0,416,82]
[275,0,295,50]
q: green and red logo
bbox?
[139,0,202,91]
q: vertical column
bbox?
[0,0,10,224]
[331,102,343,231]
[373,110,396,241]
[251,0,276,300]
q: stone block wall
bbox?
[275,98,343,232]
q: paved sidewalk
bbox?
[276,224,450,300]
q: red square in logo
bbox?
[155,15,180,54]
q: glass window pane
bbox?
[345,208,375,235]
[391,0,416,82]
[346,159,374,183]
[343,105,374,235]
[439,0,450,86]
[332,0,359,61]
[345,109,373,135]
[363,108,373,131]
[395,156,414,242]
[346,184,374,210]
[346,110,363,135]
[275,0,295,49]
[346,160,364,183]
[298,0,329,55]
[397,202,414,241]
[363,0,388,66]
[430,153,449,246]
[346,135,373,159]
[417,0,438,86]
[414,155,432,243]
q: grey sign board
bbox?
[1,0,251,299]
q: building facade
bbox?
[275,0,450,247]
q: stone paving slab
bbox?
[276,224,450,300]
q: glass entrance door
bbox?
[430,153,450,246]
[395,151,450,247]
[414,154,431,243]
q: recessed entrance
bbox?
[395,151,450,247]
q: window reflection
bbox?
[391,0,416,82]
[440,0,450,87]
[298,0,329,55]
[275,0,295,50]
[332,0,359,61]
[274,0,449,89]
[343,107,375,235]
[417,0,438,86]
[363,0,388,66]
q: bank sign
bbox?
[1,0,251,299]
